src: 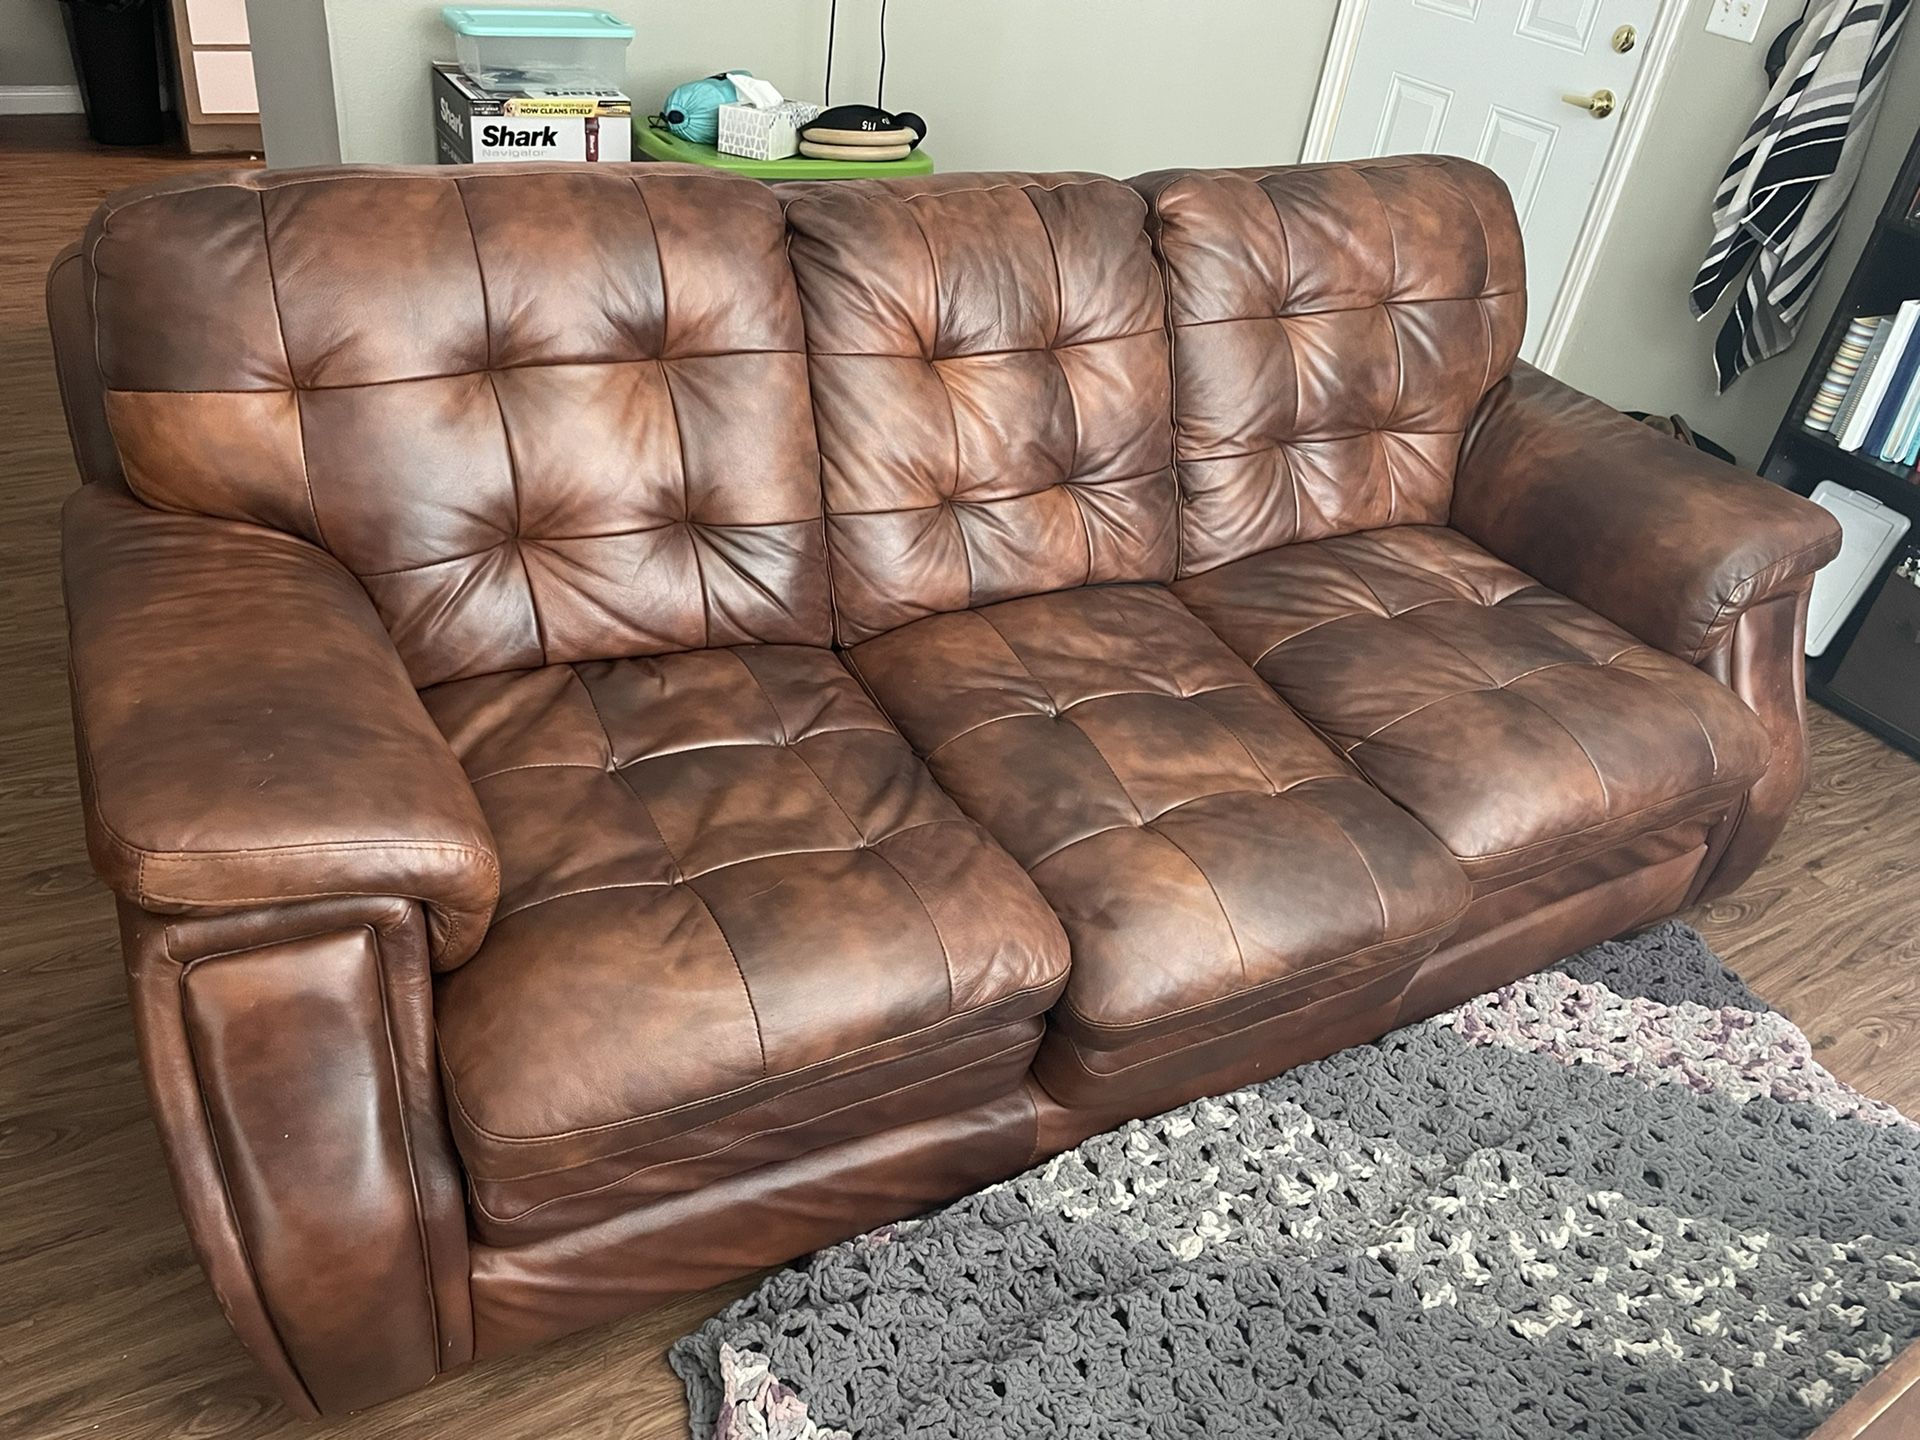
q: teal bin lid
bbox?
[441,7,635,40]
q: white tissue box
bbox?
[716,100,821,161]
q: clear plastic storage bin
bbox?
[441,7,634,94]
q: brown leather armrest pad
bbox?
[1452,362,1842,662]
[63,484,498,967]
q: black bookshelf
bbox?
[1758,118,1920,762]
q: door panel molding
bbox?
[1301,0,1683,376]
[1374,75,1456,154]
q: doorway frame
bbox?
[1301,0,1685,374]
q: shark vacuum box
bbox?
[432,62,632,164]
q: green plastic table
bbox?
[633,122,934,179]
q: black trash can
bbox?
[60,0,167,147]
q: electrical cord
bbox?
[825,0,837,103]
[877,0,889,108]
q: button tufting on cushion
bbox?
[90,167,832,687]
[783,173,1178,644]
[422,645,1068,1242]
[1173,525,1774,891]
[1135,156,1526,573]
[848,583,1470,1110]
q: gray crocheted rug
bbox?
[670,923,1920,1439]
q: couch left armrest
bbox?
[1451,362,1840,665]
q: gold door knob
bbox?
[1562,88,1617,119]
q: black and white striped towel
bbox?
[1690,0,1910,391]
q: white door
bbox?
[1319,0,1659,359]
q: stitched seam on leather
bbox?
[1242,594,1465,672]
[442,973,1063,1146]
[1609,654,1726,778]
[596,723,767,1077]
[730,647,795,748]
[864,841,958,1016]
[1057,908,1462,1040]
[100,351,813,399]
[468,1033,1038,1226]
[487,819,984,920]
[1449,779,1752,870]
[809,327,1169,363]
[173,940,324,1415]
[1440,164,1502,403]
[451,179,544,670]
[1686,533,1839,665]
[901,204,974,609]
[365,922,446,1369]
[1345,656,1623,749]
[1180,688,1296,796]
[1170,294,1524,332]
[1182,431,1470,468]
[972,608,1145,822]
[615,728,899,768]
[630,179,709,651]
[830,462,1171,519]
[352,516,820,580]
[1380,598,1619,814]
[461,1017,1034,1185]
[1504,685,1615,817]
[1026,185,1095,588]
[1303,791,1391,939]
[1144,819,1250,986]
[252,191,324,547]
[466,759,609,784]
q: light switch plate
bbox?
[1706,0,1768,43]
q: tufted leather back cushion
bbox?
[782,173,1177,645]
[85,165,830,687]
[1135,157,1526,576]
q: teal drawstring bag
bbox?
[660,73,740,145]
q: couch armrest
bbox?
[1451,362,1841,664]
[64,483,498,969]
[121,896,474,1415]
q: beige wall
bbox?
[1552,9,1920,466]
[254,0,1333,174]
[250,0,1918,466]
[0,0,77,89]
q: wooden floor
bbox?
[1,117,1917,1440]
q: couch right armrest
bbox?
[1451,362,1840,665]
[64,482,498,968]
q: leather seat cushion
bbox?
[422,646,1068,1242]
[1172,526,1773,891]
[847,583,1470,1109]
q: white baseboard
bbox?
[0,85,84,115]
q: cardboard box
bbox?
[715,100,821,161]
[432,62,632,164]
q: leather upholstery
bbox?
[46,241,122,489]
[85,166,830,687]
[847,583,1469,1109]
[469,1088,1040,1358]
[783,173,1176,643]
[119,895,472,1418]
[1134,157,1524,574]
[1454,362,1842,664]
[1173,524,1774,890]
[64,482,498,970]
[51,160,1841,1418]
[421,645,1068,1240]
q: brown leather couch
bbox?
[49,158,1840,1416]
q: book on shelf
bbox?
[1806,314,1881,431]
[1838,300,1920,451]
[1863,309,1920,458]
[1830,317,1896,443]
